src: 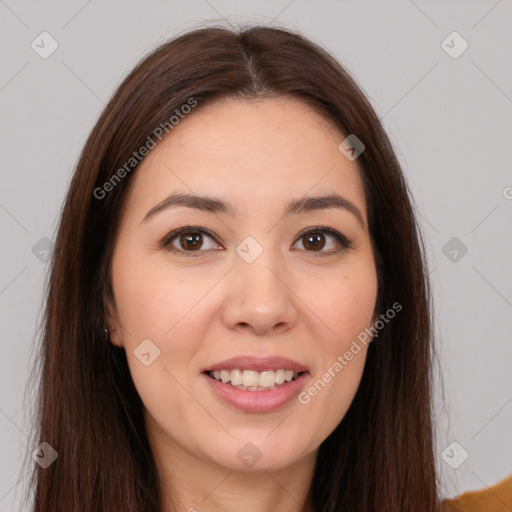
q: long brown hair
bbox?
[24,24,442,511]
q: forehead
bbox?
[121,96,368,224]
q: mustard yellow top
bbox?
[442,474,512,512]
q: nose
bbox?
[221,244,299,336]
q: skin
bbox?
[106,96,379,512]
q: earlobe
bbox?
[103,295,124,348]
[105,324,123,348]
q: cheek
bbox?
[296,297,373,451]
[292,259,377,442]
[111,249,204,340]
[110,251,214,393]
[112,254,207,427]
[307,260,378,350]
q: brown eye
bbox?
[293,227,353,254]
[302,232,326,251]
[163,226,221,255]
[179,232,203,251]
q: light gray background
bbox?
[1,1,511,510]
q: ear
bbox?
[103,287,124,349]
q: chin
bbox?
[206,435,307,473]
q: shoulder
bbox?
[442,474,512,512]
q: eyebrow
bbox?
[141,192,365,227]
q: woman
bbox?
[26,25,443,511]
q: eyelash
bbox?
[160,225,354,257]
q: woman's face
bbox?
[107,96,378,474]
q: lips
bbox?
[201,355,309,373]
[202,371,309,413]
[201,355,310,412]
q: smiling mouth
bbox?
[204,369,306,391]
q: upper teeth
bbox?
[209,369,299,388]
